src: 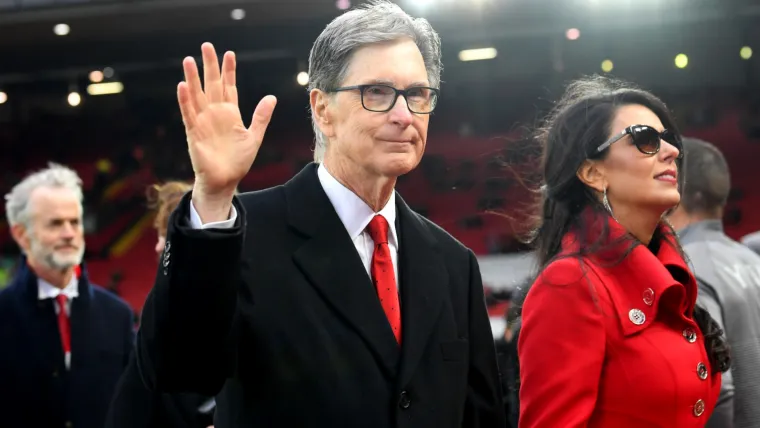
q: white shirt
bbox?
[189,164,400,285]
[37,276,79,316]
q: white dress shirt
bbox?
[189,164,400,285]
[38,276,79,316]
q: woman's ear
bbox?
[576,160,607,193]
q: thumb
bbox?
[248,95,277,144]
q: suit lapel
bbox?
[11,265,64,372]
[395,195,447,387]
[287,164,400,379]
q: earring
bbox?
[603,187,616,220]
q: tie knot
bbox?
[55,294,68,306]
[367,215,389,244]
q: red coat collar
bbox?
[560,209,697,336]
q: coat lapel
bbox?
[10,262,66,372]
[287,164,400,378]
[395,195,447,387]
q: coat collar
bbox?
[561,209,697,336]
[285,163,447,382]
[9,256,93,309]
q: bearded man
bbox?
[0,163,135,428]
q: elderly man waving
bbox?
[136,2,505,427]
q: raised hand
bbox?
[178,43,277,220]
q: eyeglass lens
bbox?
[362,85,437,113]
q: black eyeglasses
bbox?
[330,84,440,114]
[595,124,683,159]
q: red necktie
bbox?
[55,265,78,370]
[56,294,71,370]
[366,215,402,344]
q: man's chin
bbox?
[50,254,83,270]
[377,155,420,177]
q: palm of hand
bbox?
[178,43,277,195]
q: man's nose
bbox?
[388,95,414,127]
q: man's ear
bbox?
[576,159,607,193]
[309,89,335,138]
[10,223,30,254]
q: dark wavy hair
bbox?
[525,75,730,373]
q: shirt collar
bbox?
[38,275,79,301]
[317,163,398,247]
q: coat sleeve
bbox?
[136,192,244,396]
[462,250,507,427]
[518,258,605,428]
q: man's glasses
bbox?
[595,124,683,159]
[330,84,440,114]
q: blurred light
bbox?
[89,70,104,83]
[740,46,753,60]
[53,23,70,36]
[601,59,614,73]
[230,8,245,20]
[674,53,688,69]
[336,0,350,10]
[68,92,81,107]
[458,47,497,62]
[0,91,6,104]
[103,67,115,78]
[87,82,124,96]
[296,72,309,86]
[565,28,580,41]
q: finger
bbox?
[221,51,238,106]
[201,42,224,103]
[177,82,198,131]
[248,95,278,144]
[183,56,208,113]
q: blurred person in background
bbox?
[518,77,730,427]
[669,137,760,428]
[106,180,215,428]
[136,1,505,427]
[0,163,135,428]
[741,231,760,255]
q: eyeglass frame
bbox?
[594,124,684,159]
[328,84,440,114]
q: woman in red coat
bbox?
[517,77,731,428]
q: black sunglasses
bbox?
[595,125,683,159]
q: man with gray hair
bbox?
[0,163,135,428]
[669,138,760,428]
[136,1,505,427]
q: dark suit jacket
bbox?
[0,259,135,428]
[137,163,505,428]
[105,353,214,428]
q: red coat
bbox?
[518,216,721,428]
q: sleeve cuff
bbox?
[189,201,237,229]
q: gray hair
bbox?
[307,0,442,162]
[4,162,84,228]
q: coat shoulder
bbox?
[415,212,471,257]
[91,285,134,318]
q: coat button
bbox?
[65,421,73,428]
[697,362,708,380]
[683,327,697,343]
[642,288,655,306]
[52,370,59,378]
[398,391,411,409]
[628,309,646,325]
[693,399,705,417]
